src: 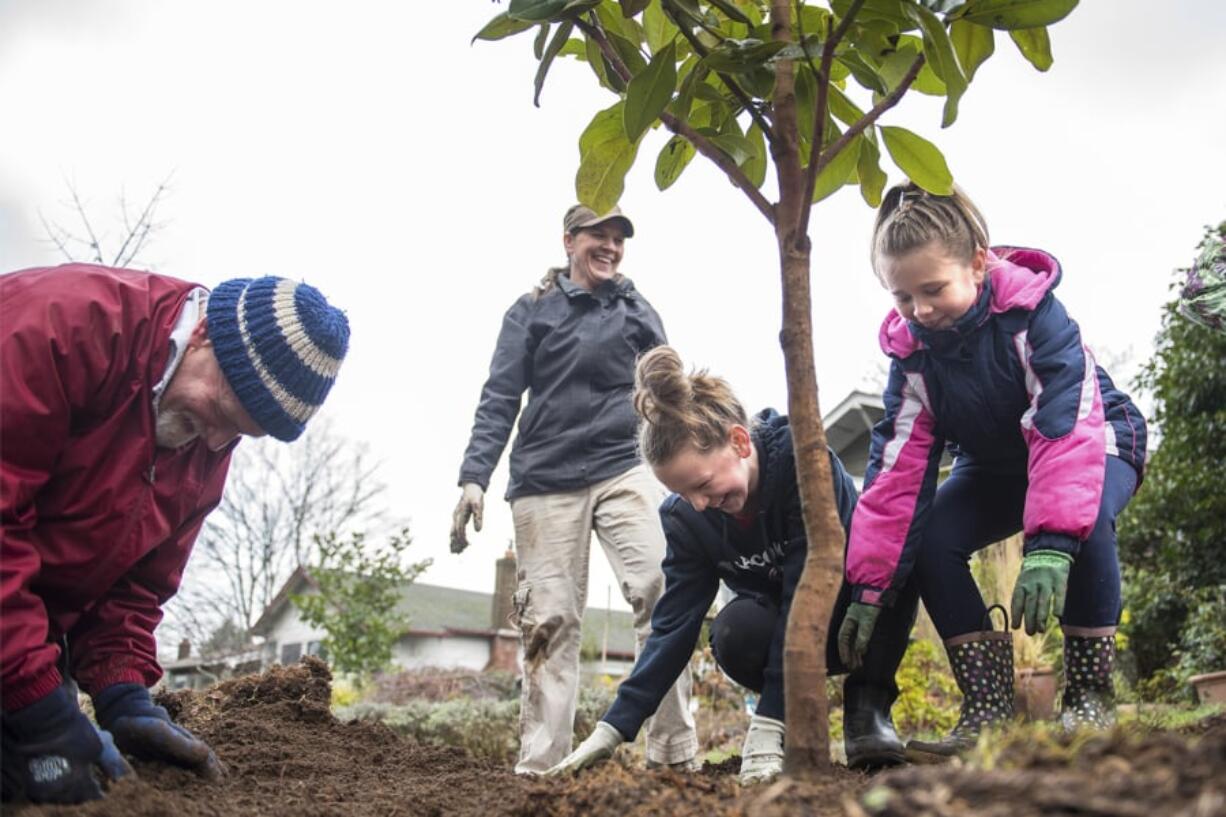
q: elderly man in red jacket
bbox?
[0,263,350,804]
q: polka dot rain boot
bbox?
[1060,627,1117,731]
[908,612,1015,759]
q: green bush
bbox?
[891,638,960,739]
[338,684,616,764]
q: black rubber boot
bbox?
[907,627,1015,759]
[844,682,905,769]
[1060,629,1117,731]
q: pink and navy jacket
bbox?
[846,248,1146,606]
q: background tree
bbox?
[477,0,1078,774]
[1118,221,1226,696]
[40,175,173,267]
[164,418,391,651]
[292,528,432,678]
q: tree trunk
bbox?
[769,0,847,777]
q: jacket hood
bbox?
[750,408,793,515]
[877,246,1063,359]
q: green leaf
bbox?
[828,84,867,128]
[958,0,1079,31]
[624,42,677,141]
[903,3,967,127]
[533,23,550,59]
[880,39,946,96]
[857,133,888,206]
[879,125,953,194]
[472,12,537,43]
[742,122,767,189]
[701,38,786,73]
[707,0,752,25]
[577,102,643,213]
[950,19,995,82]
[654,134,696,190]
[831,0,916,31]
[837,51,888,95]
[508,0,571,23]
[644,2,680,53]
[534,21,575,106]
[608,30,648,74]
[620,0,651,16]
[585,35,627,92]
[812,135,863,203]
[596,2,641,44]
[1009,26,1053,71]
[710,132,755,165]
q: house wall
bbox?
[261,602,327,664]
[392,634,490,671]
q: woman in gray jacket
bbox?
[451,204,695,775]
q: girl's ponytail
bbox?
[871,181,990,275]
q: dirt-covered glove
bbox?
[92,684,224,781]
[1010,550,1073,635]
[1,682,132,804]
[837,601,882,671]
[738,714,785,785]
[545,722,624,776]
[450,483,485,554]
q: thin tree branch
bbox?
[38,211,75,261]
[65,181,105,264]
[799,0,865,230]
[112,173,173,267]
[577,17,775,224]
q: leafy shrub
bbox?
[891,638,960,738]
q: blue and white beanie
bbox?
[206,276,350,441]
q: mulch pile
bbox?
[9,658,1224,816]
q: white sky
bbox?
[2,1,1224,618]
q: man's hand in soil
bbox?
[738,715,785,785]
[545,722,623,775]
[1,681,132,804]
[92,684,225,781]
[837,601,882,671]
[450,483,485,554]
[1010,550,1073,635]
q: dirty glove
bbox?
[92,684,225,781]
[1,681,132,804]
[837,601,882,671]
[739,714,785,785]
[1010,550,1073,635]
[545,721,624,776]
[450,483,485,554]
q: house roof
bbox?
[252,567,639,657]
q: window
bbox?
[280,642,302,664]
[306,641,328,661]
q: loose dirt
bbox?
[9,659,1224,816]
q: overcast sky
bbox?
[2,1,1224,619]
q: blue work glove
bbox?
[1,682,132,804]
[1010,550,1073,635]
[837,601,883,671]
[92,683,225,781]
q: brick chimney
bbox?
[177,639,191,660]
[490,548,517,630]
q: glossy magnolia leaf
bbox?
[707,0,752,25]
[880,39,946,96]
[534,21,575,106]
[625,42,678,141]
[533,23,550,59]
[472,12,536,43]
[743,122,767,189]
[812,135,863,204]
[596,2,644,46]
[838,51,889,95]
[710,133,756,165]
[1009,26,1053,70]
[701,38,786,73]
[608,30,648,74]
[655,135,696,190]
[958,0,1078,31]
[739,65,776,98]
[620,0,651,16]
[558,38,587,58]
[903,3,966,127]
[693,80,728,103]
[585,36,626,93]
[828,85,866,128]
[857,133,888,206]
[879,125,953,194]
[663,0,709,29]
[577,102,642,213]
[950,19,995,82]
[508,0,570,23]
[644,2,681,54]
[795,64,816,149]
[831,0,916,31]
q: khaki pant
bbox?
[510,464,697,773]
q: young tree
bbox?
[291,528,432,678]
[477,0,1079,774]
[40,175,173,268]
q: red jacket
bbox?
[1,264,233,710]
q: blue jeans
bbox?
[912,455,1138,638]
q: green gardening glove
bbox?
[1010,550,1074,635]
[837,602,882,671]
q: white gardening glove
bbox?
[450,483,485,554]
[545,722,624,776]
[738,714,785,785]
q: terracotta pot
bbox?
[1015,666,1059,721]
[1189,670,1226,705]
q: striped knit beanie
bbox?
[206,277,350,441]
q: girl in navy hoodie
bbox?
[838,182,1147,756]
[548,346,918,783]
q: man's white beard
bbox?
[155,407,199,449]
